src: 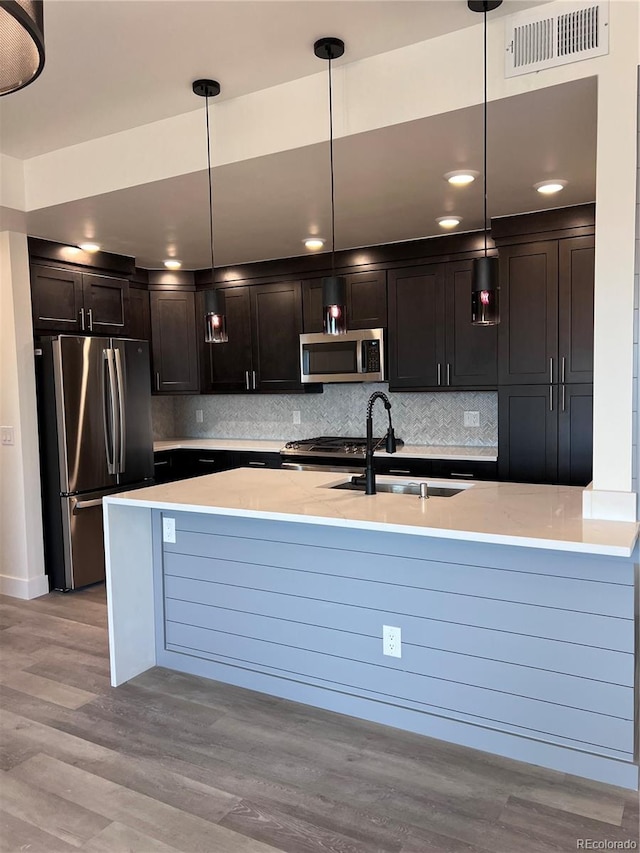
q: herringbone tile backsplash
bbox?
[153,386,497,446]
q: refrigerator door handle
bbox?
[102,349,118,475]
[72,497,103,513]
[114,347,126,474]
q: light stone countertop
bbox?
[106,467,639,557]
[154,438,498,462]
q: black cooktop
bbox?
[282,435,404,457]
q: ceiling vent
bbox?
[504,1,609,78]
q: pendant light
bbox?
[0,0,45,96]
[314,37,347,335]
[193,78,228,344]
[468,0,501,326]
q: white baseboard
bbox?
[0,572,50,599]
[582,484,638,522]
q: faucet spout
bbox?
[365,391,397,495]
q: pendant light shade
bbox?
[468,0,501,326]
[204,287,227,344]
[322,275,347,336]
[0,0,45,96]
[315,36,347,335]
[471,256,499,325]
[193,78,228,343]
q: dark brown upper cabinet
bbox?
[388,263,445,389]
[202,279,310,394]
[558,236,595,384]
[31,264,130,335]
[498,236,594,385]
[302,270,387,333]
[128,286,151,341]
[202,286,253,393]
[444,260,497,387]
[31,265,84,333]
[149,289,199,393]
[387,261,497,391]
[81,273,129,335]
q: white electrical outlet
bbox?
[195,409,204,424]
[0,426,15,446]
[292,410,301,425]
[463,411,480,428]
[383,625,402,658]
[162,517,176,544]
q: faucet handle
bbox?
[385,427,397,454]
[419,482,429,500]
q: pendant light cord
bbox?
[205,95,215,275]
[328,51,336,276]
[483,5,488,257]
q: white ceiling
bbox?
[0,0,548,159]
[1,0,597,270]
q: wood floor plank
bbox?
[481,795,640,852]
[1,772,111,847]
[510,777,626,826]
[0,808,80,853]
[9,754,283,853]
[25,659,111,695]
[0,668,97,709]
[81,820,185,852]
[220,798,388,853]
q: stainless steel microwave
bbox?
[299,328,385,383]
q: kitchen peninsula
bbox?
[103,468,639,791]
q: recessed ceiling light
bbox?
[79,242,100,253]
[437,216,462,229]
[304,238,325,251]
[534,180,567,195]
[164,259,182,270]
[444,170,478,186]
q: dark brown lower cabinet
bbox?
[498,384,592,486]
[557,383,593,487]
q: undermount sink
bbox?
[329,476,470,498]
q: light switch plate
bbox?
[292,410,301,425]
[1,426,15,446]
[195,409,204,424]
[463,411,480,428]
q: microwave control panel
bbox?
[362,339,381,373]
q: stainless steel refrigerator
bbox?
[36,335,154,590]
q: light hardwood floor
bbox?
[0,586,638,852]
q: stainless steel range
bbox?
[282,435,404,460]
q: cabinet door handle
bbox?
[452,472,474,479]
[549,357,554,383]
[80,307,85,330]
[437,364,441,386]
[388,468,411,475]
[561,384,566,412]
[197,458,219,464]
[248,461,267,467]
[549,385,553,412]
[155,372,160,392]
[561,356,566,383]
[154,460,170,466]
[446,363,451,386]
[245,370,250,391]
[252,370,256,390]
[87,307,93,331]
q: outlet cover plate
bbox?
[464,411,480,428]
[383,625,402,658]
[162,517,176,544]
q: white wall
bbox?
[0,232,48,598]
